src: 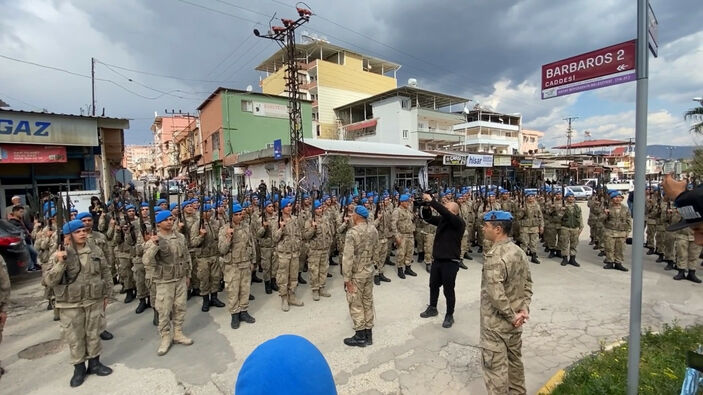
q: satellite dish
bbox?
[463,104,471,114]
[246,85,253,92]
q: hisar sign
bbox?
[541,40,636,99]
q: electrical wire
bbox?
[97,61,211,98]
[174,0,263,25]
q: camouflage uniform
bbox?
[645,196,660,250]
[544,199,562,253]
[254,213,276,283]
[460,199,476,256]
[304,212,333,300]
[86,229,112,333]
[44,244,112,365]
[674,224,702,272]
[603,203,632,266]
[517,201,543,255]
[131,217,150,300]
[654,199,668,256]
[391,205,415,268]
[558,202,582,258]
[588,198,606,250]
[422,208,437,265]
[192,216,222,296]
[273,214,304,306]
[114,218,137,292]
[374,205,393,277]
[480,239,533,395]
[218,221,255,314]
[183,213,201,292]
[343,221,378,332]
[415,215,426,257]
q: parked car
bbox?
[565,186,593,200]
[0,219,30,276]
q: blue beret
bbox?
[373,196,379,204]
[155,210,172,224]
[303,193,310,199]
[525,191,536,197]
[264,200,273,207]
[281,198,293,208]
[203,204,212,211]
[242,202,250,209]
[565,191,574,197]
[487,192,495,197]
[355,205,369,218]
[399,194,410,202]
[609,191,622,198]
[483,210,513,221]
[154,206,163,212]
[313,200,322,210]
[125,204,135,211]
[140,202,149,208]
[236,335,335,395]
[360,198,368,204]
[46,208,56,218]
[70,208,78,214]
[204,197,211,202]
[76,212,92,220]
[62,219,85,234]
[181,201,190,209]
[232,204,243,214]
[169,202,178,211]
[156,199,168,206]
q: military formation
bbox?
[8,176,701,390]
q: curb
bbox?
[536,339,627,394]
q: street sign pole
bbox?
[627,0,649,393]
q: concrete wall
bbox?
[199,94,223,165]
[355,97,418,149]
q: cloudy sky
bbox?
[1,0,701,148]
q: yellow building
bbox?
[256,38,400,140]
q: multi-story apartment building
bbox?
[122,144,154,179]
[520,129,545,154]
[256,38,399,139]
[150,114,197,179]
[452,109,522,155]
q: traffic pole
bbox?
[627,0,649,393]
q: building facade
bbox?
[452,109,522,155]
[150,114,197,179]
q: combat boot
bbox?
[281,296,290,312]
[152,310,159,326]
[230,313,240,329]
[593,244,600,250]
[544,246,551,253]
[297,272,307,285]
[288,292,304,307]
[157,334,171,356]
[271,278,279,292]
[365,328,373,345]
[458,261,469,270]
[555,250,563,258]
[99,330,113,341]
[442,314,455,328]
[329,255,336,266]
[603,262,614,270]
[312,290,320,301]
[319,287,331,297]
[397,267,406,279]
[568,255,580,267]
[343,330,367,347]
[531,253,541,264]
[656,254,664,263]
[418,252,425,263]
[209,293,225,308]
[646,248,655,255]
[463,252,471,260]
[477,246,483,253]
[404,266,417,277]
[240,311,256,324]
[327,273,332,278]
[664,261,676,271]
[374,275,381,285]
[172,329,193,345]
[379,273,391,282]
[87,356,113,376]
[425,264,431,273]
[598,251,606,257]
[588,238,594,245]
[560,256,568,266]
[420,305,438,318]
[251,271,263,283]
[201,295,210,312]
[687,270,702,284]
[548,250,556,258]
[135,298,148,314]
[613,262,629,272]
[673,269,686,281]
[70,362,87,387]
[264,280,272,294]
[467,248,473,253]
[249,294,255,301]
[124,289,136,303]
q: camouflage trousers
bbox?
[298,244,308,271]
[259,247,276,282]
[559,227,580,257]
[604,233,626,264]
[196,256,222,296]
[663,231,676,261]
[59,301,103,364]
[105,243,117,279]
[189,251,199,291]
[676,237,703,271]
[224,265,251,314]
[415,228,425,254]
[347,276,374,331]
[423,232,435,264]
[480,329,525,395]
[117,255,134,289]
[307,249,329,291]
[591,223,604,248]
[132,261,148,299]
[276,251,300,296]
[461,230,470,256]
[374,238,389,276]
[655,225,666,253]
[544,225,560,249]
[520,228,540,255]
[395,234,414,268]
[154,278,187,337]
[645,221,657,248]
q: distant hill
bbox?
[647,145,696,159]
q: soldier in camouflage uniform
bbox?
[603,191,632,272]
[372,195,393,285]
[421,204,437,273]
[661,198,677,268]
[114,205,138,303]
[182,200,202,297]
[37,209,61,320]
[479,192,501,255]
[44,219,113,387]
[545,192,563,258]
[672,212,703,283]
[645,188,660,255]
[191,204,225,312]
[304,200,333,301]
[254,201,278,294]
[0,255,11,379]
[480,211,533,395]
[218,204,256,329]
[143,211,194,356]
[557,192,582,267]
[391,194,417,278]
[342,205,378,348]
[654,195,669,262]
[516,192,543,264]
[297,195,312,286]
[415,208,426,263]
[274,198,305,311]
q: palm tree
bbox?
[685,103,703,134]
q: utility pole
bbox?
[563,116,578,156]
[254,6,312,208]
[91,57,96,116]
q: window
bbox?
[212,131,220,152]
[316,124,321,137]
[402,129,408,139]
[241,100,253,112]
[401,99,410,109]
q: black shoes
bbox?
[664,261,676,271]
[458,261,468,270]
[463,252,471,260]
[646,248,655,255]
[418,252,425,262]
[343,330,367,347]
[548,250,556,259]
[687,270,702,284]
[271,279,279,292]
[240,311,256,324]
[598,251,606,257]
[99,330,113,341]
[249,294,255,301]
[251,272,263,283]
[656,254,664,263]
[264,280,272,294]
[70,363,87,387]
[674,269,686,281]
[420,305,438,318]
[560,257,568,266]
[297,272,307,285]
[603,262,614,270]
[210,293,225,308]
[442,314,454,328]
[201,295,210,312]
[230,313,240,329]
[404,267,417,277]
[365,329,373,345]
[397,267,406,279]
[152,310,158,326]
[531,253,540,264]
[374,275,381,285]
[568,255,580,267]
[379,273,391,282]
[135,298,148,314]
[87,356,112,376]
[613,262,629,272]
[425,264,431,273]
[124,289,136,304]
[544,246,551,253]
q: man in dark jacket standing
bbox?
[418,193,465,328]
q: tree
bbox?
[327,155,354,191]
[685,103,703,134]
[689,148,703,178]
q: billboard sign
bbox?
[0,111,99,146]
[253,102,288,119]
[541,40,636,99]
[465,154,493,168]
[0,144,67,163]
[442,154,467,166]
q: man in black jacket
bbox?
[418,193,466,328]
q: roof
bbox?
[0,108,129,121]
[552,139,630,149]
[303,139,435,159]
[334,86,469,111]
[255,39,401,74]
[197,87,311,111]
[522,129,545,137]
[611,147,627,156]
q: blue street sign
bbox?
[273,139,282,160]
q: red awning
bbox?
[344,119,377,132]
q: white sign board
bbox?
[465,154,493,168]
[253,102,288,119]
[60,190,101,213]
[0,111,99,146]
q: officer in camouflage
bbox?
[304,200,333,301]
[558,191,582,267]
[480,210,533,395]
[603,191,632,272]
[392,194,417,279]
[274,198,305,311]
[191,204,225,312]
[516,191,543,264]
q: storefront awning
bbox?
[344,119,377,132]
[302,140,435,160]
